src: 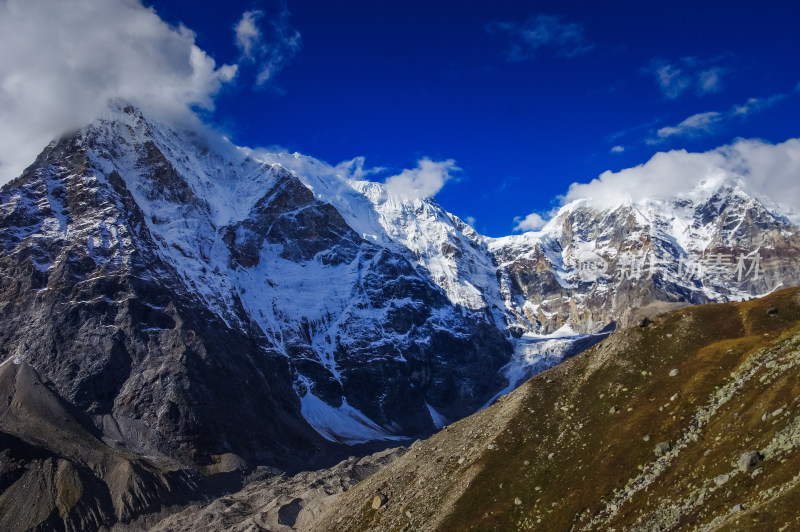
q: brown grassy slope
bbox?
[310,287,800,531]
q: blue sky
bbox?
[1,0,799,236]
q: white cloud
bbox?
[0,0,238,184]
[645,58,727,99]
[561,137,800,213]
[487,14,593,61]
[245,150,458,204]
[715,138,800,212]
[610,145,625,153]
[384,158,459,200]
[513,212,547,232]
[0,0,304,185]
[465,216,477,227]
[233,7,301,86]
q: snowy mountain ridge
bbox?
[88,106,800,430]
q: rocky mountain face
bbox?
[1,104,800,529]
[310,287,800,532]
[0,115,327,470]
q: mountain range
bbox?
[1,104,799,529]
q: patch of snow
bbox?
[426,402,449,430]
[546,323,578,339]
[483,330,608,408]
[299,390,403,445]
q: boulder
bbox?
[372,494,388,510]
[738,451,763,472]
[654,442,671,457]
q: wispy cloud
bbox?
[333,156,385,180]
[610,145,625,154]
[648,61,691,99]
[698,67,724,94]
[732,93,789,116]
[655,111,723,141]
[607,117,664,144]
[487,14,593,61]
[233,7,301,86]
[652,88,795,143]
[235,10,263,59]
[644,57,729,99]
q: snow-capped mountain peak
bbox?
[2,103,800,454]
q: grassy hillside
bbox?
[311,287,800,531]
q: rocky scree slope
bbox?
[0,358,200,532]
[141,447,405,532]
[311,287,800,531]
